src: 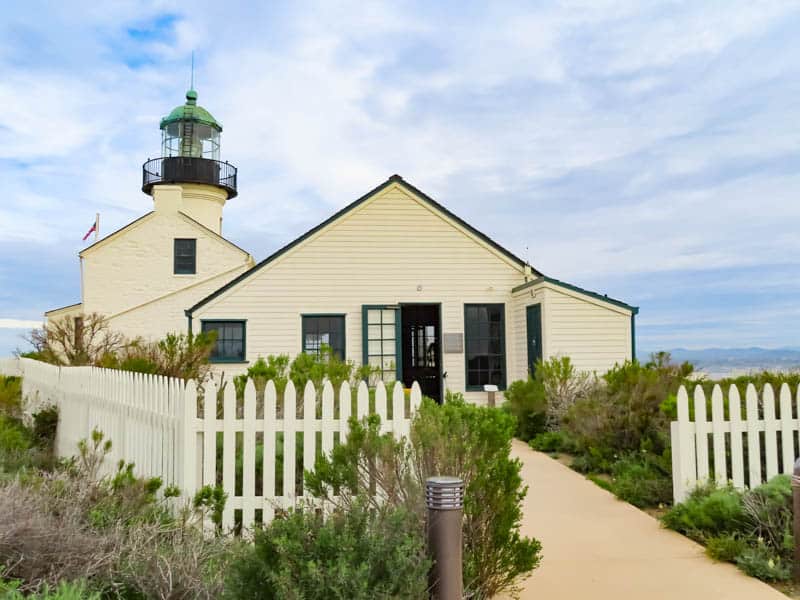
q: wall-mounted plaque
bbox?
[443,333,463,353]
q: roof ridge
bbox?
[186,175,542,315]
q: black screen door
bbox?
[401,304,441,402]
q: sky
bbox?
[1,1,799,356]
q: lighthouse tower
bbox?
[142,89,237,234]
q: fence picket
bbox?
[263,380,277,523]
[729,385,745,489]
[283,381,297,509]
[780,383,794,475]
[302,381,316,499]
[710,385,727,485]
[340,381,352,444]
[392,382,406,439]
[242,379,257,531]
[222,381,236,531]
[321,381,334,455]
[671,386,696,503]
[693,386,709,483]
[356,381,369,419]
[203,380,217,490]
[745,384,761,488]
[375,381,388,433]
[763,384,778,480]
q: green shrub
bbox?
[529,430,579,453]
[706,533,748,562]
[234,354,290,397]
[0,375,23,418]
[662,484,746,540]
[565,355,692,460]
[735,542,791,582]
[608,453,672,508]
[0,578,100,599]
[306,392,542,598]
[226,502,429,599]
[0,428,233,597]
[502,376,546,441]
[32,405,59,450]
[743,475,793,558]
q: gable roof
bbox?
[512,275,639,314]
[187,175,542,315]
[78,210,251,259]
[79,212,155,256]
[176,212,252,258]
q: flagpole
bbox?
[95,213,99,242]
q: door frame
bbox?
[400,302,443,403]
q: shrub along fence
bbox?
[0,357,422,531]
[672,382,800,503]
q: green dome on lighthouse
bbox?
[160,89,222,131]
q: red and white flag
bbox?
[82,216,98,241]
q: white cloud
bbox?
[0,319,42,329]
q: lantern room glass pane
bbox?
[161,123,220,160]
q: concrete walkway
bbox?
[501,440,786,600]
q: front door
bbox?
[401,304,441,402]
[526,304,543,377]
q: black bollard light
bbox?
[426,476,464,600]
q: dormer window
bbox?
[174,238,196,274]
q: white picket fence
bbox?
[671,383,800,503]
[0,357,422,531]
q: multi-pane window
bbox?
[201,320,246,362]
[464,304,506,390]
[302,315,345,360]
[174,238,197,274]
[364,307,397,383]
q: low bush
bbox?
[706,533,748,562]
[0,429,234,597]
[663,476,796,584]
[529,430,579,454]
[607,453,672,508]
[0,375,23,417]
[502,376,547,441]
[0,578,99,599]
[306,392,542,598]
[564,355,692,461]
[661,484,746,540]
[735,542,792,582]
[226,502,429,599]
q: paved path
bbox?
[501,440,786,600]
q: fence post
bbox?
[426,476,464,600]
[793,458,800,582]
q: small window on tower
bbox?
[174,239,196,274]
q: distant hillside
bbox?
[641,347,800,378]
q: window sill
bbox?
[173,273,197,277]
[465,386,507,393]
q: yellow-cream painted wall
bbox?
[108,264,251,340]
[44,303,83,327]
[152,184,229,235]
[193,182,528,404]
[542,284,632,373]
[81,207,250,335]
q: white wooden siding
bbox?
[194,183,527,403]
[542,285,632,373]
